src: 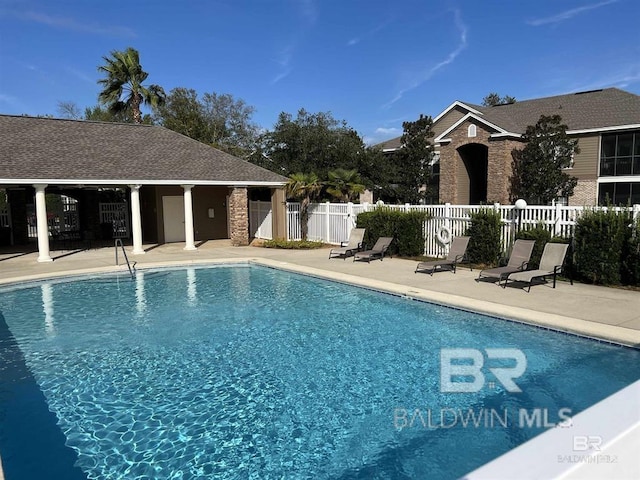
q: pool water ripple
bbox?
[0,265,639,479]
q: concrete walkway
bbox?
[1,241,639,346]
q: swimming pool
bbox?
[1,264,639,479]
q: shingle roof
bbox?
[0,115,287,185]
[476,88,640,133]
[375,88,640,148]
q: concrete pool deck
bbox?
[1,240,639,346]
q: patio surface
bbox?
[1,240,639,346]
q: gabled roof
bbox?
[375,88,640,150]
[476,88,640,133]
[0,115,287,185]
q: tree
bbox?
[257,109,365,178]
[285,172,322,240]
[510,114,579,204]
[154,87,259,156]
[97,47,166,124]
[482,93,516,106]
[326,169,365,202]
[84,104,153,124]
[391,114,435,204]
[57,101,83,119]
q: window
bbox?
[598,182,640,205]
[467,124,477,138]
[599,131,640,176]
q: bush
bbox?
[621,226,640,285]
[573,209,633,285]
[356,208,430,257]
[515,223,551,269]
[262,239,325,249]
[465,209,502,265]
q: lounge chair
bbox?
[476,239,535,286]
[329,228,365,259]
[353,237,394,263]
[415,236,470,275]
[504,243,570,292]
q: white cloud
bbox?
[6,10,136,37]
[375,127,401,135]
[384,9,467,108]
[347,19,393,47]
[527,0,618,26]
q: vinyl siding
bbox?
[570,135,599,180]
[433,106,467,140]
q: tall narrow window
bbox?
[467,124,477,138]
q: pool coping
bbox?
[1,257,639,348]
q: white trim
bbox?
[597,176,640,183]
[434,112,516,143]
[432,100,484,124]
[567,124,640,135]
[0,179,286,187]
[382,148,398,152]
[489,132,524,139]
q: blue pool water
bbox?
[0,265,639,479]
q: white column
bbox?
[129,184,145,255]
[34,184,52,262]
[182,184,196,251]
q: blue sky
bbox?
[1,0,639,145]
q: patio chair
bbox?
[353,237,394,263]
[414,236,470,275]
[504,243,570,292]
[476,239,535,286]
[328,228,365,260]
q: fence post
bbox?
[347,202,354,229]
[633,205,640,225]
[325,201,331,243]
[404,203,410,213]
[554,202,563,237]
[444,203,451,231]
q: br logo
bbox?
[440,348,527,393]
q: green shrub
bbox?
[262,239,325,249]
[621,226,640,285]
[515,223,551,269]
[573,209,633,285]
[465,209,502,265]
[356,208,430,257]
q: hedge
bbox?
[573,208,636,285]
[464,209,502,265]
[356,208,430,257]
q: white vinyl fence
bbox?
[249,201,273,240]
[251,201,640,257]
[0,207,10,228]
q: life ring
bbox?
[437,225,452,244]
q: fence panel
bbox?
[99,203,130,238]
[0,207,10,228]
[249,201,273,240]
[252,201,640,257]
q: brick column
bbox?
[229,187,249,246]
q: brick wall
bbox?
[570,179,597,206]
[438,120,522,204]
[228,187,249,246]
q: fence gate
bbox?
[249,201,273,240]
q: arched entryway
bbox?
[457,143,488,204]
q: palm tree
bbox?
[326,168,365,203]
[286,173,322,240]
[97,47,166,124]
